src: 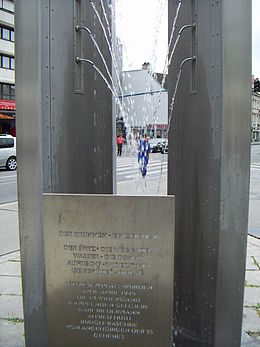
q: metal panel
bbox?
[168,0,251,346]
[49,0,113,194]
[43,194,174,347]
[16,0,114,345]
[42,0,52,192]
[15,1,48,345]
[215,1,252,345]
[111,0,117,193]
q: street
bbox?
[116,152,167,182]
[0,169,17,204]
[249,144,260,238]
[0,145,259,205]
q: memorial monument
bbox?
[16,0,251,346]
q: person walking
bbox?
[117,134,124,156]
[138,135,151,177]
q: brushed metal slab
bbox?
[43,194,174,347]
[168,0,251,345]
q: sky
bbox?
[115,0,168,72]
[252,0,260,78]
[116,0,260,77]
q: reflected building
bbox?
[252,76,260,142]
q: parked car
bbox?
[149,138,164,153]
[161,139,168,154]
[0,134,17,170]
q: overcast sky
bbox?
[115,0,167,72]
[116,0,260,77]
[252,0,260,78]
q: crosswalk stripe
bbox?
[116,160,167,166]
[116,161,167,167]
[116,156,168,180]
[125,171,167,179]
[117,156,260,180]
[117,162,167,173]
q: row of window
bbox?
[0,83,15,100]
[0,54,14,70]
[0,26,14,42]
[0,0,14,13]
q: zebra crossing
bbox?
[116,158,260,182]
[251,162,260,170]
[116,154,168,181]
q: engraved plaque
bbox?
[43,194,174,347]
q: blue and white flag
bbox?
[138,138,151,177]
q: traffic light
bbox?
[254,79,260,93]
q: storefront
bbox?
[0,99,15,135]
[147,124,168,139]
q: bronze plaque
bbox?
[43,194,174,347]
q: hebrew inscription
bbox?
[43,194,174,347]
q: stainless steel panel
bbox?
[168,0,251,345]
[43,194,174,347]
[73,0,84,94]
[16,1,114,345]
[215,1,252,345]
[50,0,113,194]
[41,0,52,192]
[15,1,48,345]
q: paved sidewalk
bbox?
[0,176,259,345]
[0,202,24,347]
[243,236,260,345]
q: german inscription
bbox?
[43,194,174,347]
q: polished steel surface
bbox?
[49,0,113,194]
[16,1,114,345]
[16,1,48,345]
[215,1,252,345]
[43,194,174,347]
[168,0,251,345]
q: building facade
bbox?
[120,65,168,139]
[252,91,260,142]
[0,0,15,135]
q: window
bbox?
[2,27,9,40]
[0,55,14,70]
[10,30,14,42]
[0,26,14,41]
[10,84,15,100]
[10,57,14,70]
[0,0,14,13]
[2,55,10,68]
[0,83,15,100]
[2,84,9,99]
[0,138,14,148]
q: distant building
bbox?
[252,91,260,142]
[120,64,168,139]
[0,0,15,135]
[252,76,260,142]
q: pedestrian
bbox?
[117,134,124,156]
[138,135,151,177]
